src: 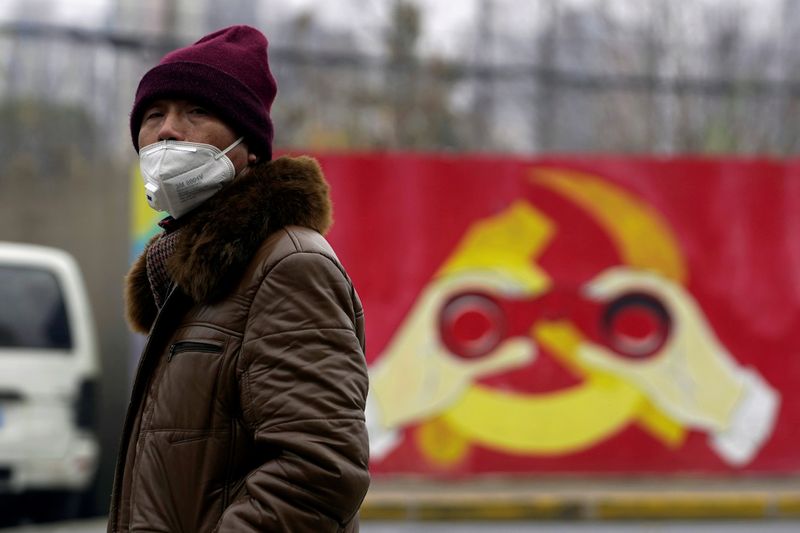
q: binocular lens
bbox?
[439,290,672,360]
[600,292,671,358]
[440,293,505,359]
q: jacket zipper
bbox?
[168,340,224,362]
[221,418,237,512]
[110,284,183,532]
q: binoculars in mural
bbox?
[440,289,671,361]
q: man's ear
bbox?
[248,152,259,165]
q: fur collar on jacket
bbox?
[125,155,332,333]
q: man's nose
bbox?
[157,111,186,141]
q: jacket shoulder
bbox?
[239,226,345,292]
[262,226,339,265]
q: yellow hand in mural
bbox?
[370,272,537,430]
[578,266,747,432]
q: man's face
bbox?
[138,98,253,175]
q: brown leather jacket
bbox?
[108,157,370,533]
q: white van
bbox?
[0,242,99,522]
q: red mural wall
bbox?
[299,152,800,476]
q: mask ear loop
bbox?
[215,136,245,160]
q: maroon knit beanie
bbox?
[130,25,277,160]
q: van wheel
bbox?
[22,490,82,523]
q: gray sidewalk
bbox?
[5,519,800,533]
[7,519,800,533]
[362,477,800,520]
[2,477,800,531]
[0,520,106,533]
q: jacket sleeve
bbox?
[216,251,370,532]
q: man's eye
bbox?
[191,107,209,115]
[144,111,163,121]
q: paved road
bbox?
[363,521,800,532]
[4,519,800,532]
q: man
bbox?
[108,25,370,532]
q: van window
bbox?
[0,265,72,350]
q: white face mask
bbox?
[139,137,244,219]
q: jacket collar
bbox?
[124,155,332,333]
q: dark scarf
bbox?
[147,231,180,309]
[145,217,185,308]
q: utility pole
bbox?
[778,0,797,154]
[536,0,559,153]
[644,4,661,152]
[386,0,420,148]
[473,0,495,150]
[652,1,676,154]
[161,0,179,54]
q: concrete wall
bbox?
[0,153,132,515]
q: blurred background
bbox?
[0,0,799,530]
